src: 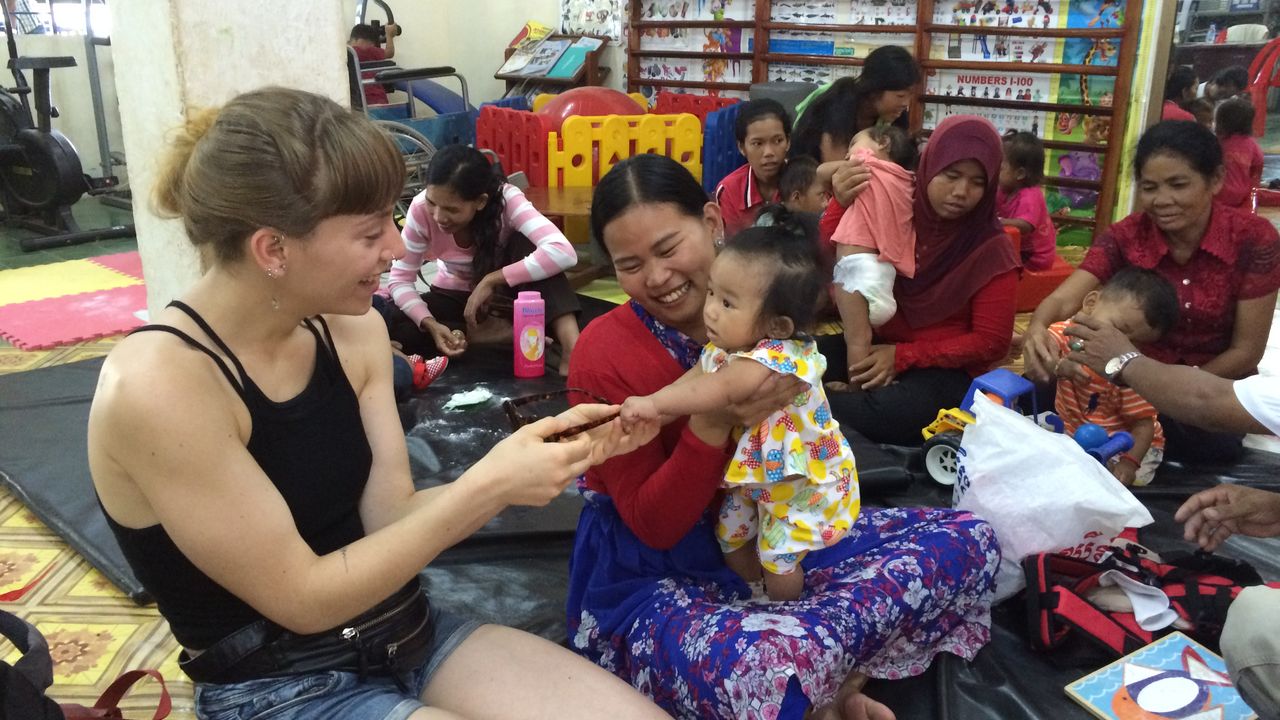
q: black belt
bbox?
[180,579,434,688]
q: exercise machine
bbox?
[0,4,132,251]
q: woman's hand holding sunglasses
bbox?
[558,403,660,466]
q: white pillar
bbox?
[108,0,350,315]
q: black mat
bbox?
[6,314,1280,717]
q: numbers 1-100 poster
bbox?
[925,0,1123,224]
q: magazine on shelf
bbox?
[546,36,603,79]
[516,38,572,77]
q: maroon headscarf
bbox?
[895,115,1019,328]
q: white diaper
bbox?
[833,253,898,327]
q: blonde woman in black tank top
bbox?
[87,88,667,720]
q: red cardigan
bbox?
[880,269,1019,376]
[821,198,1018,376]
[567,306,734,549]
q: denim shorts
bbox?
[193,607,481,720]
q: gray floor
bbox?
[0,197,136,269]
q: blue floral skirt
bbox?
[566,494,1000,720]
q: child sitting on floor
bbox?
[1215,97,1264,212]
[620,207,858,602]
[998,131,1057,272]
[779,156,831,216]
[828,124,919,368]
[1049,268,1179,486]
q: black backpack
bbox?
[0,610,65,719]
[0,610,171,720]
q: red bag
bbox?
[0,609,170,720]
[59,669,171,720]
[1022,545,1266,659]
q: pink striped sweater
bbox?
[387,183,576,325]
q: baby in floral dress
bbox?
[621,207,858,602]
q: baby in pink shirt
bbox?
[997,131,1056,271]
[829,124,919,366]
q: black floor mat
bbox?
[5,319,1280,718]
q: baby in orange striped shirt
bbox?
[1049,268,1180,486]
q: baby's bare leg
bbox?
[725,544,762,582]
[764,567,804,601]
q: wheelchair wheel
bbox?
[375,120,435,219]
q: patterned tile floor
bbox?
[0,333,194,717]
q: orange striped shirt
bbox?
[1049,322,1164,448]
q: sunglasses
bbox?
[502,388,620,442]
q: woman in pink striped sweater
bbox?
[385,145,582,374]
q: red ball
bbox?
[536,87,645,131]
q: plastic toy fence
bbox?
[373,96,529,156]
[651,91,737,123]
[477,92,744,190]
[547,112,702,187]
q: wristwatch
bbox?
[1104,351,1142,383]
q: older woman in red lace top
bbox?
[1024,120,1280,464]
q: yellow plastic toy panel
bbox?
[547,113,702,187]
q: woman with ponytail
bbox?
[385,144,582,374]
[88,88,665,719]
[789,45,920,164]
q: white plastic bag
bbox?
[954,393,1153,602]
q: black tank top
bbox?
[102,301,373,649]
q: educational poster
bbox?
[636,55,752,84]
[930,33,1060,63]
[1044,151,1103,221]
[1048,73,1115,144]
[849,0,916,26]
[637,25,750,53]
[769,30,913,59]
[923,69,1053,133]
[561,0,622,41]
[771,0,838,24]
[932,0,1064,29]
[1063,0,1125,29]
[767,61,857,84]
[636,24,751,84]
[634,0,756,21]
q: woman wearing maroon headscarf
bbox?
[824,116,1020,446]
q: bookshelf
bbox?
[496,34,612,96]
[624,0,1147,237]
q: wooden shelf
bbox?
[1043,138,1108,153]
[632,49,754,60]
[764,22,916,34]
[1044,175,1102,191]
[923,24,1125,39]
[920,94,1113,116]
[623,0,1146,238]
[497,34,610,93]
[632,19,754,29]
[632,78,753,91]
[763,53,864,66]
[1054,215,1098,226]
[923,59,1121,76]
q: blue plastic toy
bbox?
[1073,423,1109,451]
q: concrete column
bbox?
[107,0,350,315]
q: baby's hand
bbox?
[619,396,660,433]
[1111,460,1137,487]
